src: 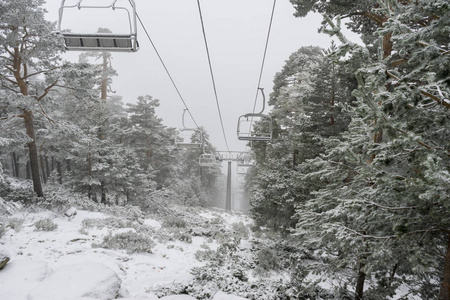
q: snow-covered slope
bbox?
[0,207,253,300]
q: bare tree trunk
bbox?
[45,156,50,179]
[23,110,44,198]
[101,181,106,204]
[439,234,450,300]
[66,159,71,172]
[355,261,366,300]
[12,152,20,177]
[11,154,16,177]
[56,161,63,184]
[101,53,108,101]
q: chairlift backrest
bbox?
[57,0,139,52]
[237,152,256,167]
[175,128,203,149]
[237,164,251,175]
[237,113,273,141]
[236,88,272,142]
[199,153,217,167]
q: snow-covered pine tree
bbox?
[0,0,64,197]
[125,96,177,188]
[249,45,355,233]
[292,0,449,298]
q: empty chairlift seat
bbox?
[57,0,139,52]
[236,87,273,142]
[62,33,138,52]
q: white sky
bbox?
[45,0,361,153]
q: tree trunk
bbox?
[12,152,20,177]
[101,53,108,101]
[23,110,44,198]
[439,234,450,300]
[355,262,366,300]
[45,156,50,178]
[101,181,107,204]
[56,161,63,184]
[66,159,71,172]
[11,154,16,177]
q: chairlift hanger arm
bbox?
[58,0,137,35]
[257,87,266,115]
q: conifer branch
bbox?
[36,80,59,102]
[338,224,396,240]
[360,199,419,210]
[416,41,449,54]
[0,73,18,86]
[38,102,57,124]
[386,70,450,109]
[23,67,59,80]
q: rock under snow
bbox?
[159,295,197,300]
[213,291,249,300]
[0,260,52,300]
[0,246,10,270]
[28,262,121,300]
[64,207,77,218]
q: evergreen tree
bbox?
[0,0,64,197]
[125,96,177,188]
[292,0,450,298]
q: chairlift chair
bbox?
[57,0,139,52]
[175,109,203,149]
[237,152,256,167]
[175,128,203,149]
[237,165,251,175]
[237,88,272,142]
[199,153,217,167]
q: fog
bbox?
[46,0,361,153]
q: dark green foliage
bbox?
[162,215,187,228]
[92,231,156,254]
[34,218,58,231]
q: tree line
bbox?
[0,0,220,207]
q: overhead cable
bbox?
[252,0,277,114]
[196,0,230,152]
[136,12,199,128]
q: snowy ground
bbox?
[0,206,251,300]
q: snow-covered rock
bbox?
[143,219,161,230]
[28,262,121,300]
[0,260,52,300]
[0,246,10,270]
[159,295,197,300]
[64,207,77,218]
[213,291,249,300]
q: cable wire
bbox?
[136,12,199,128]
[196,0,230,152]
[252,0,277,114]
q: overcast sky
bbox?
[45,0,360,153]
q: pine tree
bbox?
[292,0,450,298]
[0,0,64,198]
